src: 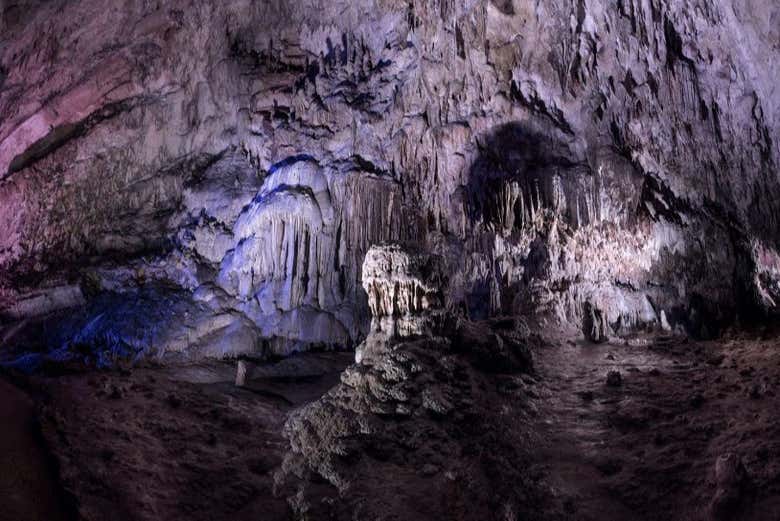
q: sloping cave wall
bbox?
[0,0,778,361]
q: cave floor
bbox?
[2,335,780,520]
[531,333,780,521]
[29,351,354,521]
[0,378,72,521]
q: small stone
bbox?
[739,366,755,377]
[395,404,412,416]
[108,384,123,400]
[710,453,748,519]
[421,464,439,476]
[606,371,622,387]
[99,448,115,461]
[422,387,454,415]
[595,457,622,476]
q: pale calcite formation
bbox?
[211,156,403,353]
[361,244,443,318]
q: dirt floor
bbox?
[0,378,73,521]
[26,352,354,521]
[2,333,780,520]
[530,331,780,521]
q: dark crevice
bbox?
[6,96,153,178]
[663,16,695,71]
[489,0,514,15]
[638,173,692,226]
[509,80,575,136]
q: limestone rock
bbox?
[276,318,539,521]
[582,302,609,343]
[710,453,749,520]
[1,0,779,361]
[214,156,403,352]
[362,244,445,319]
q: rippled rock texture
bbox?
[1,0,779,360]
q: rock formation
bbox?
[1,2,779,520]
[276,244,537,520]
[1,0,779,355]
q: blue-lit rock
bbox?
[213,155,402,354]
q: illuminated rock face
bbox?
[0,0,778,359]
[362,245,444,318]
[356,244,447,359]
[215,156,403,351]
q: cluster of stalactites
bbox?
[473,170,603,236]
[361,244,442,318]
[216,156,406,346]
[218,182,332,311]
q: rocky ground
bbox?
[0,377,73,521]
[23,352,352,521]
[530,330,780,521]
[275,317,542,521]
[2,326,780,521]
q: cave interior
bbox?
[0,1,779,520]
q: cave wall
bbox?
[0,0,778,357]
